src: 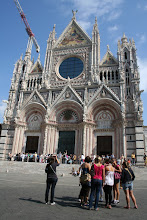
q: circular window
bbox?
[59,57,83,79]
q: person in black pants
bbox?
[45,155,59,205]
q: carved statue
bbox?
[72,10,78,20]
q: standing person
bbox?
[45,155,60,205]
[35,152,38,162]
[80,154,85,164]
[112,159,121,204]
[103,159,115,209]
[121,161,138,209]
[79,156,91,206]
[143,153,147,166]
[121,154,124,165]
[89,158,105,211]
[131,152,136,166]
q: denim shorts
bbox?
[122,181,133,190]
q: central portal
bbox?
[25,136,39,153]
[97,136,112,156]
[58,131,75,154]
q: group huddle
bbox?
[79,156,138,210]
[44,155,138,210]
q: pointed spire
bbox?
[95,17,97,25]
[121,33,128,44]
[132,37,136,48]
[20,54,23,61]
[37,53,40,61]
[32,57,34,64]
[117,39,121,47]
[93,17,99,32]
[107,45,110,51]
[52,24,56,38]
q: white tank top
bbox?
[105,166,114,186]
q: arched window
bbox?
[108,71,110,80]
[27,80,30,88]
[22,64,26,73]
[100,72,102,81]
[37,78,40,85]
[104,71,106,80]
[126,69,129,85]
[34,79,36,87]
[116,70,119,80]
[125,52,127,60]
[30,79,33,87]
[112,71,114,80]
[40,78,42,85]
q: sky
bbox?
[0,0,147,125]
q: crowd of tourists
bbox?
[7,151,147,166]
[44,153,139,210]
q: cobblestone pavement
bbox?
[0,161,147,220]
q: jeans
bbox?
[122,181,133,191]
[45,178,58,203]
[89,179,103,209]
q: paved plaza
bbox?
[0,161,147,220]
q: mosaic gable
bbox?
[102,52,117,66]
[58,26,88,48]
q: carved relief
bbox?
[28,114,42,131]
[96,110,114,129]
[58,110,78,123]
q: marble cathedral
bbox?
[0,12,145,163]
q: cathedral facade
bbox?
[0,13,145,163]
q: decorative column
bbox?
[122,122,126,158]
[82,124,87,156]
[43,126,48,155]
[12,126,18,155]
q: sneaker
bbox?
[50,202,56,206]
[116,200,119,204]
[99,198,103,202]
[111,200,116,204]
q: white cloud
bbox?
[78,20,91,31]
[0,101,7,123]
[136,34,146,45]
[140,34,146,44]
[107,11,122,21]
[60,0,124,30]
[144,5,147,10]
[138,57,147,93]
[108,25,118,32]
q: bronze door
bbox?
[58,131,75,154]
[25,136,39,153]
[97,136,112,156]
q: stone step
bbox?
[0,161,80,176]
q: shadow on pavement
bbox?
[19,197,45,204]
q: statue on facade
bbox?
[72,10,78,20]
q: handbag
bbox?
[80,173,91,184]
[90,165,95,178]
[114,172,121,179]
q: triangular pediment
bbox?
[100,50,118,66]
[30,60,43,74]
[51,83,84,107]
[88,84,121,106]
[54,19,91,49]
[22,90,47,109]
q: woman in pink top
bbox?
[89,158,105,210]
